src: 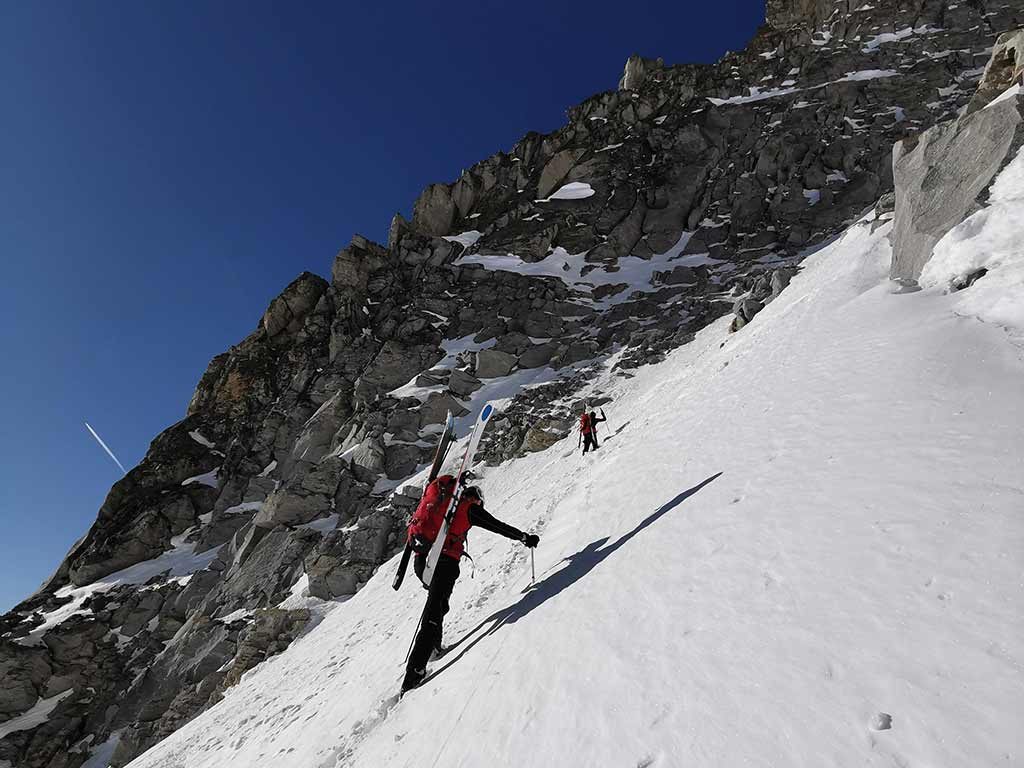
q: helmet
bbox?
[463,485,484,504]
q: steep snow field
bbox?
[128,213,1024,768]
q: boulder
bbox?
[447,369,482,397]
[891,86,1023,280]
[520,418,573,453]
[537,149,584,199]
[770,268,796,299]
[732,297,765,327]
[384,443,422,480]
[305,531,357,599]
[355,341,444,400]
[218,608,310,691]
[348,437,386,484]
[475,349,517,378]
[518,343,558,369]
[418,393,469,426]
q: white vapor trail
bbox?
[84,421,128,475]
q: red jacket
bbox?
[407,475,473,559]
[579,412,592,434]
[409,475,455,545]
[408,475,524,560]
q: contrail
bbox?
[84,421,128,475]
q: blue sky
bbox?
[0,0,763,611]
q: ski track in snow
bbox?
[128,217,1024,767]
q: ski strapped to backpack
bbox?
[392,411,455,591]
[421,402,494,588]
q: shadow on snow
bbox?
[424,471,723,685]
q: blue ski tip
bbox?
[481,404,493,421]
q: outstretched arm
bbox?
[468,503,525,541]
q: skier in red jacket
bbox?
[579,408,607,454]
[403,475,538,693]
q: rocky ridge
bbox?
[2,2,1022,766]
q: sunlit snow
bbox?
[535,182,595,202]
[128,211,1024,768]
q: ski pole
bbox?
[530,548,535,585]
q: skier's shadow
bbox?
[601,420,631,443]
[425,471,723,684]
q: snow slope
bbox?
[128,214,1024,768]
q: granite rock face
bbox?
[3,3,1023,767]
[892,29,1024,280]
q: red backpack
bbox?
[579,412,592,434]
[408,475,457,553]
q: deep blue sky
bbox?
[0,0,764,611]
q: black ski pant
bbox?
[407,553,460,677]
[582,432,599,453]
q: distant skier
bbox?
[579,408,607,454]
[403,475,538,693]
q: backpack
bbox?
[579,412,591,433]
[408,475,457,553]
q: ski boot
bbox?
[401,666,426,696]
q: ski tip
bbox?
[480,403,493,421]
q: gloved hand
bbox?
[522,533,539,548]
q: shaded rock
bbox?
[384,442,422,480]
[412,183,456,236]
[967,29,1024,115]
[0,641,52,717]
[475,349,517,378]
[520,418,573,453]
[217,609,310,692]
[447,369,482,397]
[418,393,469,426]
[517,343,558,369]
[119,591,165,637]
[305,530,357,599]
[770,269,795,299]
[356,341,443,401]
[261,272,329,339]
[732,297,765,331]
[538,149,584,199]
[348,437,386,484]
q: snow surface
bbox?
[188,430,215,449]
[919,144,1024,339]
[535,182,595,202]
[0,691,74,740]
[441,231,482,248]
[129,214,1023,767]
[182,467,219,488]
[457,232,721,306]
[708,85,800,105]
[861,25,940,52]
[80,732,122,768]
[707,70,899,107]
[220,500,264,516]
[388,335,498,400]
[835,69,900,83]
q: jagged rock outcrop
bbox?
[3,3,1023,767]
[892,28,1024,280]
